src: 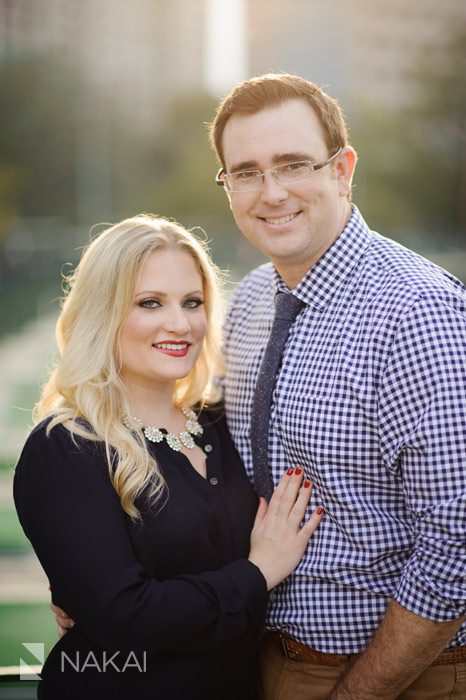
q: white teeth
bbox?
[265,213,297,224]
[154,343,188,350]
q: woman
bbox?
[14,215,322,699]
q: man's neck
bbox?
[275,203,353,289]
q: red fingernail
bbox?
[286,468,294,475]
[303,480,311,488]
[295,467,303,476]
[317,507,324,515]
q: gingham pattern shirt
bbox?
[223,207,466,653]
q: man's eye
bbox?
[138,299,160,309]
[282,161,309,173]
[184,298,204,309]
[233,170,258,181]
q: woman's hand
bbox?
[51,602,75,638]
[248,467,323,590]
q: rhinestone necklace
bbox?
[123,405,203,452]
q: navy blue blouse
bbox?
[14,407,267,699]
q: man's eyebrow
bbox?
[272,152,313,164]
[228,160,258,172]
[228,152,313,172]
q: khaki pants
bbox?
[258,633,466,699]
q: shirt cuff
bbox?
[222,559,268,622]
[394,565,466,622]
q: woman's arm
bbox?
[15,423,321,655]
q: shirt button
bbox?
[204,444,213,453]
[210,477,218,486]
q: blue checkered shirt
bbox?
[223,206,466,653]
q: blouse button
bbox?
[204,444,213,453]
[210,477,218,486]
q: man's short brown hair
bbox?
[209,73,350,168]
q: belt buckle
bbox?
[279,634,297,661]
[279,632,301,661]
[279,633,314,663]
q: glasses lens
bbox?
[228,170,262,191]
[275,162,312,185]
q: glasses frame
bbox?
[215,147,343,192]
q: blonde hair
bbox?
[35,215,225,519]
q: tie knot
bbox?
[274,292,304,322]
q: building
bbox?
[0,0,206,133]
[248,0,466,112]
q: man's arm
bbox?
[331,295,466,699]
[330,601,465,699]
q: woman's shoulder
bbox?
[17,417,104,472]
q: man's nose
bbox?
[259,171,288,205]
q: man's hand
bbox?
[51,602,75,638]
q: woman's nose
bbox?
[162,305,191,334]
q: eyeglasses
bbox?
[215,147,343,192]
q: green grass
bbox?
[0,460,14,474]
[0,603,57,667]
[0,510,31,553]
[6,382,38,430]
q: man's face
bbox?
[221,99,355,287]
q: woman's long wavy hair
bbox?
[35,215,225,519]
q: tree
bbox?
[0,53,80,222]
[351,29,466,246]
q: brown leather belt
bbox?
[268,631,466,667]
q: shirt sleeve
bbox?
[13,423,267,654]
[377,294,466,621]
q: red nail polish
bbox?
[286,468,294,475]
[295,467,303,476]
[316,507,324,515]
[303,480,311,488]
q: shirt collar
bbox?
[273,206,372,310]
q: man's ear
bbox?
[336,147,357,197]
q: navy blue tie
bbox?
[251,292,305,500]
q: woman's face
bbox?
[118,248,207,392]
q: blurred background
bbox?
[0,0,465,691]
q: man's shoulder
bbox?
[233,262,275,295]
[364,231,465,310]
[229,262,275,308]
[225,263,275,335]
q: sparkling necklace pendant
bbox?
[124,405,202,453]
[179,431,195,449]
[144,426,164,443]
[185,418,203,437]
[166,433,182,451]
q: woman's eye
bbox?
[184,298,204,309]
[138,299,160,309]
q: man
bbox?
[54,73,466,699]
[209,74,466,699]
